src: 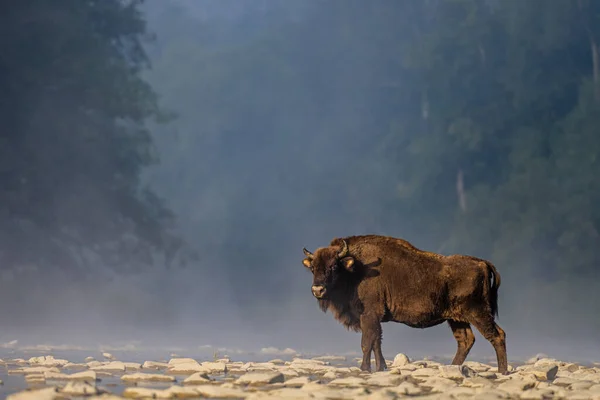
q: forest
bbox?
[1,0,600,347]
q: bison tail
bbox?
[486,261,501,318]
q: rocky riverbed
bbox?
[2,349,600,399]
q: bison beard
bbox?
[301,234,508,374]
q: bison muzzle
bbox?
[301,234,508,374]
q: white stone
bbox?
[10,352,600,399]
[300,382,329,391]
[6,387,60,400]
[240,361,279,372]
[489,364,515,373]
[122,387,168,398]
[518,388,556,400]
[102,352,114,360]
[365,372,405,387]
[476,388,513,399]
[279,367,301,378]
[524,364,559,381]
[364,390,400,400]
[420,376,458,391]
[411,367,440,377]
[461,376,495,388]
[322,371,338,380]
[439,364,477,380]
[328,376,365,387]
[571,381,596,390]
[389,381,422,396]
[302,384,371,399]
[479,371,498,379]
[284,376,311,387]
[165,385,213,398]
[168,357,197,365]
[200,361,228,373]
[562,363,581,372]
[121,372,176,382]
[183,372,212,385]
[24,374,45,384]
[464,361,493,372]
[246,388,314,399]
[69,370,98,381]
[166,360,203,374]
[44,372,70,380]
[123,362,142,370]
[444,386,478,397]
[391,353,410,367]
[60,381,99,396]
[553,376,577,386]
[533,358,561,367]
[497,378,537,393]
[398,364,418,372]
[90,361,126,372]
[291,358,328,366]
[142,360,169,370]
[589,383,600,392]
[19,366,61,374]
[63,362,87,370]
[28,356,69,367]
[236,371,285,385]
[424,360,444,368]
[568,391,600,400]
[526,353,549,364]
[190,384,249,398]
[86,361,104,368]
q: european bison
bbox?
[301,234,508,374]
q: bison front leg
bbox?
[448,320,475,365]
[360,314,385,372]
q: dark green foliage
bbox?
[142,0,600,334]
[0,0,182,274]
[6,0,599,335]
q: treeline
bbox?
[0,0,183,276]
[2,0,600,336]
[143,0,600,334]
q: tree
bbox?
[140,0,600,337]
[0,0,182,276]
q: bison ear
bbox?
[302,258,312,269]
[340,256,355,272]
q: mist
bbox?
[1,0,600,367]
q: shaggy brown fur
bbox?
[301,234,508,374]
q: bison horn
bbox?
[337,239,349,258]
[303,248,314,259]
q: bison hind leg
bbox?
[470,315,508,374]
[447,320,475,365]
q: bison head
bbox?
[301,239,355,299]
